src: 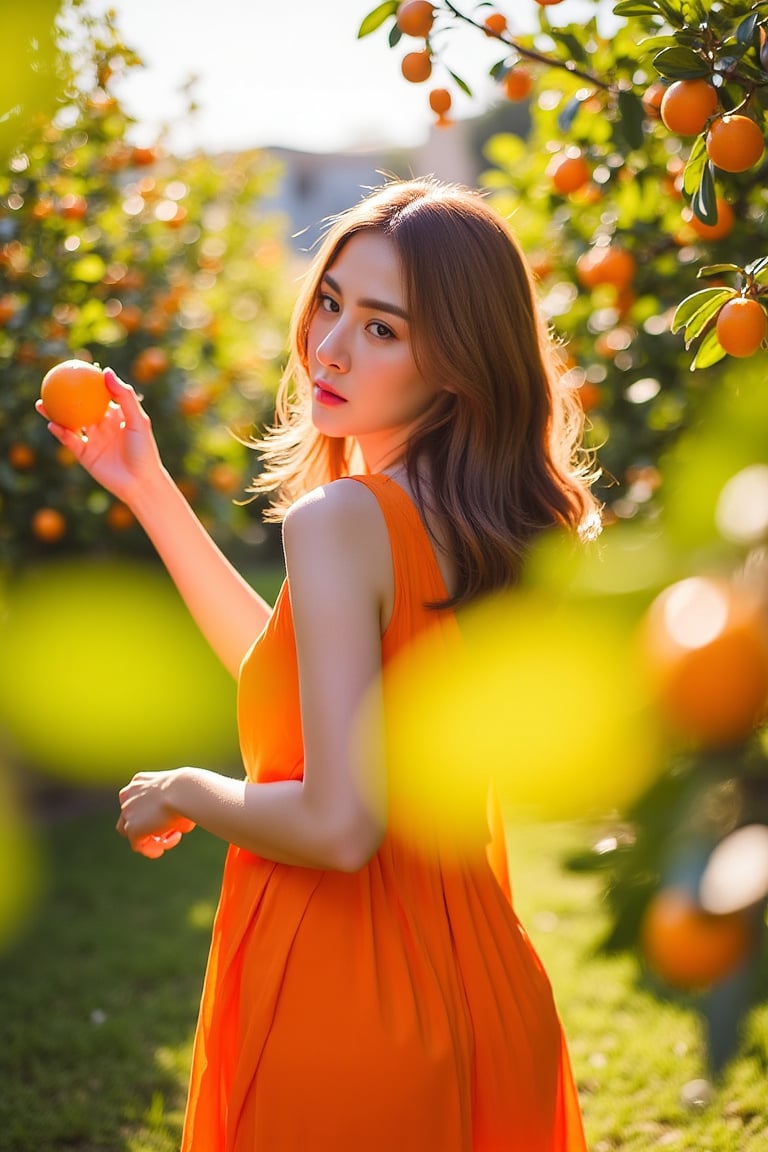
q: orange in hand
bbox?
[40,359,111,430]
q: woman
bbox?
[40,178,599,1150]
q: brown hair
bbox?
[249,177,600,608]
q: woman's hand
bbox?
[36,367,165,508]
[116,769,196,857]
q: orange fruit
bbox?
[117,304,143,333]
[681,196,734,241]
[640,576,768,748]
[396,0,434,38]
[535,0,566,5]
[31,507,66,543]
[58,193,88,220]
[401,50,432,84]
[706,114,765,173]
[0,294,19,325]
[716,297,767,358]
[40,359,111,430]
[641,81,666,120]
[208,462,241,494]
[660,79,718,136]
[547,150,590,195]
[131,145,158,167]
[503,68,533,102]
[106,501,136,531]
[132,346,170,384]
[641,886,752,990]
[483,12,508,36]
[8,442,36,470]
[428,88,452,117]
[575,245,636,291]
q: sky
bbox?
[83,0,610,156]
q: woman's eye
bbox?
[319,292,339,313]
[369,321,394,339]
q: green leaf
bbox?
[670,286,734,335]
[549,31,588,64]
[653,46,709,78]
[447,69,472,98]
[387,22,403,48]
[689,325,728,370]
[690,159,716,224]
[613,1,663,15]
[697,263,742,277]
[617,89,646,151]
[682,135,707,198]
[736,12,759,47]
[746,255,768,277]
[357,1,398,39]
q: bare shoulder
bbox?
[282,480,392,603]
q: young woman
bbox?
[40,178,599,1150]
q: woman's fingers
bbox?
[103,367,146,427]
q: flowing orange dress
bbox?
[181,474,587,1151]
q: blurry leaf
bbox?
[638,34,678,52]
[617,89,646,150]
[690,325,727,370]
[670,287,734,336]
[549,31,588,64]
[558,94,583,134]
[0,0,66,161]
[653,46,709,78]
[71,254,107,283]
[357,1,397,38]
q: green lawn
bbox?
[0,810,765,1151]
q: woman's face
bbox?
[307,231,440,470]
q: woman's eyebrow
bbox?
[322,272,410,321]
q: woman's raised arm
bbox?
[38,368,271,677]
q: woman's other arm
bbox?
[116,480,391,870]
[38,369,271,677]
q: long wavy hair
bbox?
[249,177,600,608]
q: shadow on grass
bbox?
[0,795,229,1152]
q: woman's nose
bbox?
[316,323,350,372]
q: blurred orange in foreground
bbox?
[40,358,111,430]
[641,886,753,990]
[640,576,768,748]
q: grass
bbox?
[0,812,766,1151]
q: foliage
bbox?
[0,3,293,568]
[360,0,768,1073]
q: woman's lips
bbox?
[313,381,347,406]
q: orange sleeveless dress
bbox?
[181,474,587,1151]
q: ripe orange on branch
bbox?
[429,88,452,116]
[401,50,432,84]
[547,150,590,195]
[576,245,636,291]
[706,114,765,173]
[503,68,533,102]
[640,576,768,748]
[641,886,752,990]
[681,197,734,241]
[716,297,767,358]
[660,79,718,136]
[40,359,111,430]
[396,1,434,38]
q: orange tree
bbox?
[0,3,292,568]
[361,0,768,1074]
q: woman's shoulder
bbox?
[282,479,391,570]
